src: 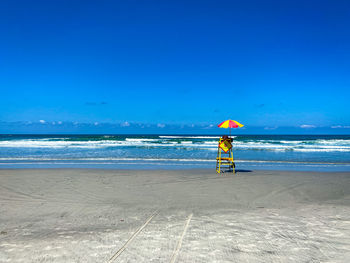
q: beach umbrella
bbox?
[217,120,244,137]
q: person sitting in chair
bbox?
[222,135,233,143]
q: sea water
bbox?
[0,134,349,171]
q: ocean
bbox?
[0,134,349,171]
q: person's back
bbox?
[222,135,232,143]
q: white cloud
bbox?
[331,125,350,129]
[202,124,214,129]
[121,121,130,127]
[39,120,45,124]
[157,123,165,128]
[300,124,316,129]
[264,126,278,130]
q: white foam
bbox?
[293,148,350,152]
[315,139,350,145]
[0,137,349,152]
[0,157,348,165]
[159,136,221,139]
[0,140,124,149]
[279,140,305,144]
[203,141,218,144]
[125,138,159,142]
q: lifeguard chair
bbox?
[216,136,235,173]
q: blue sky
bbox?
[0,0,349,134]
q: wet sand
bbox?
[0,169,350,262]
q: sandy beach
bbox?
[0,169,349,262]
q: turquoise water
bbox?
[0,134,349,171]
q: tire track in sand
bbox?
[170,213,193,263]
[107,211,158,263]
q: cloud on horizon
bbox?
[0,121,349,134]
[300,124,316,129]
[264,126,278,130]
[121,121,130,127]
[331,125,350,129]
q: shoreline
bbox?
[1,134,349,173]
[0,167,350,173]
[1,169,349,262]
[1,162,349,172]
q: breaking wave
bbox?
[0,136,349,152]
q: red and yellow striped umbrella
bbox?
[218,120,244,136]
[218,120,244,128]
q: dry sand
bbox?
[0,169,350,262]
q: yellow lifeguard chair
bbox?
[216,136,235,174]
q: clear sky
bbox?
[0,0,349,134]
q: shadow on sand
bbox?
[220,169,253,173]
[235,169,253,173]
